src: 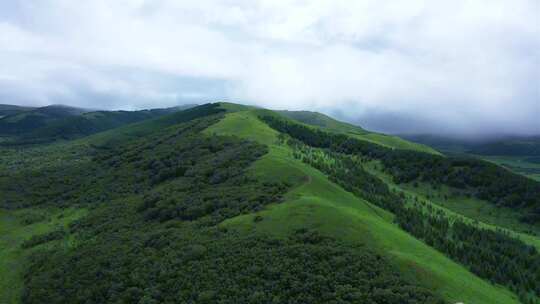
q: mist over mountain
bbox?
[345,110,540,140]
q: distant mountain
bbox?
[404,134,540,181]
[0,105,89,135]
[467,137,540,156]
[0,104,35,118]
[404,134,540,156]
[278,110,369,133]
[21,109,174,143]
[0,104,197,144]
[279,110,441,155]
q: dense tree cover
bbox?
[0,104,35,118]
[21,229,66,249]
[261,115,540,224]
[17,210,47,225]
[7,109,171,145]
[0,104,226,209]
[286,138,540,303]
[379,152,540,221]
[16,112,443,304]
[24,215,442,304]
[0,105,199,146]
[0,105,86,135]
[396,207,540,303]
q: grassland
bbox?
[277,109,442,155]
[0,208,86,304]
[351,131,442,155]
[206,109,520,304]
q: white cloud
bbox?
[0,0,538,135]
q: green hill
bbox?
[16,108,177,143]
[1,103,538,304]
[0,105,35,119]
[279,110,441,155]
[405,135,540,181]
[0,104,196,145]
[0,105,88,136]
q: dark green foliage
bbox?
[17,109,172,143]
[23,201,442,304]
[153,103,221,126]
[0,105,86,136]
[0,106,191,146]
[21,229,66,249]
[261,115,540,224]
[17,211,47,225]
[286,136,540,302]
[396,207,540,300]
[380,152,540,223]
[0,104,35,118]
[0,109,226,209]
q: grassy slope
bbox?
[0,208,86,304]
[356,132,442,155]
[362,161,540,250]
[278,110,441,155]
[277,110,370,134]
[403,182,540,239]
[204,109,519,304]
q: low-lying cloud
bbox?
[1,1,539,136]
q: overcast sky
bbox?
[1,1,539,137]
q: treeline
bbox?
[379,151,540,224]
[287,137,402,214]
[396,207,540,303]
[287,138,540,303]
[261,115,540,224]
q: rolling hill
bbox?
[0,105,89,136]
[279,110,441,155]
[405,135,540,181]
[0,104,196,145]
[0,103,538,304]
[0,105,35,119]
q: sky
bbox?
[0,0,539,137]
